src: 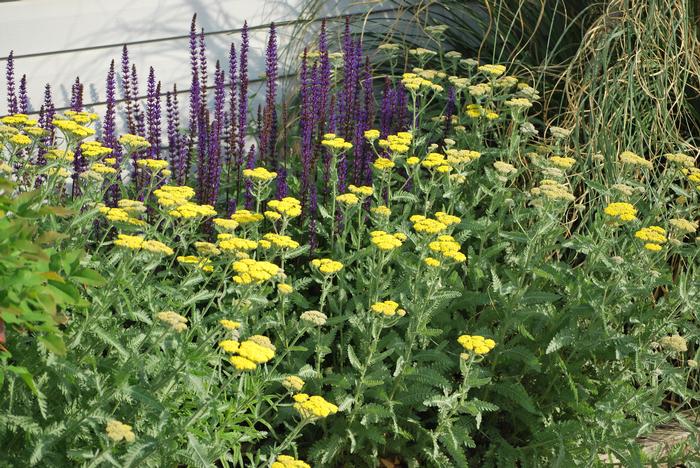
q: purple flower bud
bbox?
[121,45,136,134]
[18,75,29,114]
[146,67,162,158]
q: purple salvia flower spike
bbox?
[209,62,226,206]
[5,51,18,114]
[104,60,122,205]
[261,22,278,167]
[236,21,249,203]
[225,43,238,208]
[18,75,29,114]
[121,45,136,133]
[199,27,208,105]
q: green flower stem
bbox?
[348,317,382,423]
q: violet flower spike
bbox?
[104,60,122,205]
[236,21,249,202]
[18,74,29,114]
[261,22,278,166]
[5,51,18,114]
[199,27,208,105]
[225,43,238,207]
[121,45,135,133]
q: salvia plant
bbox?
[0,12,699,468]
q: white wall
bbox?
[0,0,399,117]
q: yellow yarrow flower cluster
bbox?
[23,126,47,138]
[98,206,146,226]
[90,162,117,174]
[348,184,373,197]
[424,257,442,268]
[262,233,300,249]
[370,230,405,251]
[371,300,406,317]
[364,129,380,141]
[45,148,75,162]
[53,118,95,139]
[106,420,136,443]
[218,339,239,353]
[336,193,360,205]
[458,335,496,355]
[504,97,533,109]
[277,283,294,294]
[136,158,169,171]
[190,242,219,257]
[465,104,498,120]
[0,113,33,126]
[446,149,481,166]
[422,152,450,172]
[635,226,667,251]
[478,64,506,77]
[168,202,216,219]
[114,234,174,255]
[220,319,241,330]
[80,141,113,158]
[154,185,195,207]
[619,151,652,169]
[669,218,698,233]
[321,133,353,151]
[65,110,98,124]
[310,258,343,275]
[220,237,258,252]
[468,83,491,97]
[8,133,31,146]
[373,157,395,171]
[156,311,188,332]
[604,202,637,222]
[435,211,461,227]
[549,156,576,169]
[243,166,277,182]
[229,209,263,224]
[531,180,575,202]
[118,133,151,150]
[282,375,305,391]
[232,258,281,284]
[371,205,391,217]
[401,72,442,93]
[117,199,146,214]
[410,215,448,235]
[267,197,302,218]
[226,336,276,370]
[429,235,466,262]
[177,255,213,272]
[382,132,412,153]
[293,393,339,419]
[272,455,311,468]
[665,153,695,168]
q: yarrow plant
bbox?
[0,14,698,468]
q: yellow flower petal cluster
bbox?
[371,300,406,317]
[371,205,391,217]
[424,257,441,268]
[549,156,576,169]
[227,337,276,369]
[465,104,498,120]
[446,149,481,166]
[220,319,241,330]
[168,202,216,218]
[228,209,262,224]
[0,113,32,126]
[336,193,360,205]
[619,151,652,169]
[8,134,31,146]
[406,156,420,165]
[401,72,441,93]
[90,162,117,174]
[373,157,395,171]
[310,258,344,275]
[243,166,277,181]
[293,393,339,419]
[665,153,695,168]
[53,118,95,139]
[154,185,195,207]
[45,148,75,162]
[504,98,533,109]
[119,133,151,150]
[193,241,221,257]
[136,158,169,171]
[220,237,258,252]
[348,184,373,197]
[156,311,188,332]
[262,233,300,249]
[106,420,136,443]
[429,235,466,262]
[277,283,294,295]
[267,197,302,218]
[209,219,236,231]
[81,141,113,158]
[669,218,698,233]
[99,207,146,226]
[410,215,448,235]
[23,126,46,138]
[468,83,491,97]
[65,110,98,124]
[282,375,305,391]
[321,134,353,150]
[422,152,449,171]
[177,255,213,272]
[232,258,281,284]
[530,180,575,202]
[435,211,461,226]
[229,356,257,370]
[603,202,637,222]
[272,455,310,468]
[300,310,328,326]
[478,64,506,77]
[218,339,240,353]
[370,230,405,250]
[493,161,517,175]
[385,132,412,153]
[364,129,380,141]
[495,76,519,88]
[635,226,667,251]
[458,334,496,355]
[118,199,146,214]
